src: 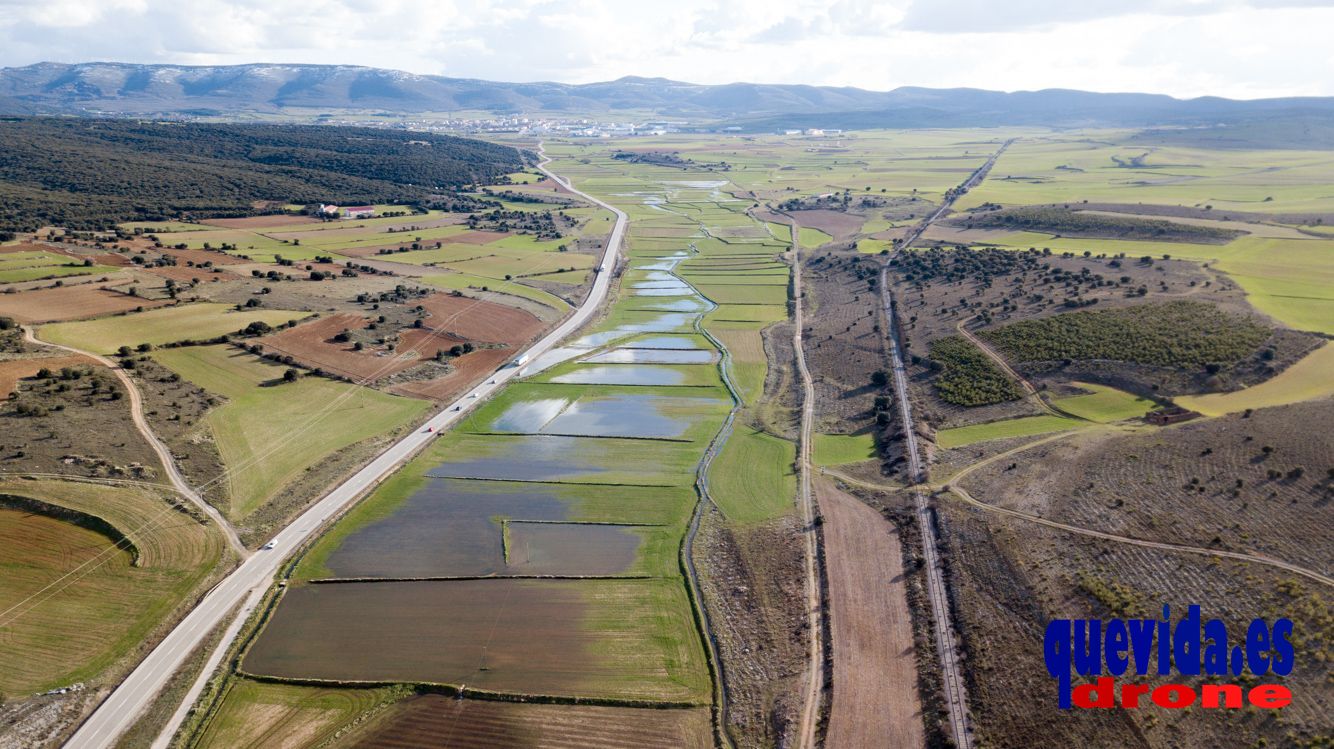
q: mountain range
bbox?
[3,62,1334,136]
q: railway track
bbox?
[873,140,1013,749]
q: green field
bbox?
[154,345,427,519]
[0,249,116,283]
[0,479,224,693]
[39,303,302,354]
[419,272,570,310]
[1176,342,1334,416]
[936,415,1083,449]
[709,426,797,523]
[1051,383,1156,423]
[812,432,878,466]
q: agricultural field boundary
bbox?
[19,326,245,553]
[677,241,742,749]
[782,218,828,749]
[66,147,630,749]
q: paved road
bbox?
[65,151,627,749]
[21,327,246,554]
[787,222,825,749]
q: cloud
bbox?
[0,0,1328,98]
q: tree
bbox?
[871,370,890,387]
[283,368,299,382]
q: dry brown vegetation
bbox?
[959,401,1334,577]
[0,361,162,480]
[340,696,713,748]
[936,497,1330,749]
[800,251,889,435]
[693,509,809,749]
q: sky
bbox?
[0,0,1331,99]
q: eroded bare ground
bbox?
[693,508,807,748]
[936,497,1331,748]
[757,320,799,440]
[130,356,229,511]
[816,477,925,748]
[958,401,1334,573]
[0,691,96,749]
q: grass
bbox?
[709,426,797,523]
[0,264,113,283]
[857,238,894,254]
[705,304,789,323]
[1051,382,1155,422]
[1176,342,1334,416]
[707,323,767,405]
[0,478,224,694]
[936,415,1082,449]
[38,303,301,354]
[420,272,570,311]
[154,345,428,520]
[798,226,833,248]
[693,283,789,306]
[812,432,878,466]
[194,679,402,749]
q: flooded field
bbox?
[424,433,701,486]
[317,479,679,579]
[584,348,717,364]
[222,150,785,738]
[243,579,709,700]
[505,522,647,575]
[549,364,688,386]
[627,297,712,311]
[625,335,710,349]
[485,393,721,438]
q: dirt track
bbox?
[817,476,925,748]
[22,326,245,554]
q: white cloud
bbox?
[0,0,1328,98]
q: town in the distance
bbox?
[0,4,1330,748]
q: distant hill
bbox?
[0,118,529,231]
[4,62,1334,136]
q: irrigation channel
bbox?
[171,175,780,748]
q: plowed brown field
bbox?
[0,282,170,323]
[255,313,412,381]
[346,697,712,749]
[419,293,543,344]
[0,354,97,395]
[817,477,924,749]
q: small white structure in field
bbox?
[343,206,375,219]
[319,204,340,217]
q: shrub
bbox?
[928,336,1022,406]
[980,301,1269,368]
